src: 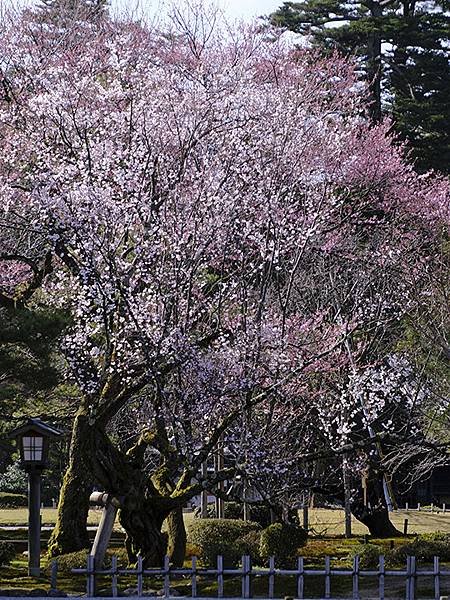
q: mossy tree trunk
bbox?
[151,465,187,567]
[165,508,187,567]
[119,491,170,567]
[86,422,181,567]
[50,400,219,566]
[48,410,94,556]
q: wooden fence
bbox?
[64,554,450,599]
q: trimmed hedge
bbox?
[259,523,307,567]
[0,492,27,508]
[194,502,273,528]
[50,548,129,572]
[0,541,15,566]
[188,519,261,567]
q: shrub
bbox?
[0,492,27,508]
[188,519,261,567]
[193,502,283,528]
[350,543,381,569]
[51,548,130,573]
[259,523,307,567]
[50,550,90,573]
[0,461,27,495]
[237,530,263,566]
[0,541,15,566]
[387,535,450,566]
[419,532,450,544]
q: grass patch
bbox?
[0,508,104,526]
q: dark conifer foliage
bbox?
[34,0,109,25]
[270,0,450,173]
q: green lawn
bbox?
[2,507,450,535]
[0,508,103,526]
[307,507,450,536]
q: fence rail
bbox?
[64,554,450,600]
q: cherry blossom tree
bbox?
[0,5,448,564]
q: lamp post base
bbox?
[28,468,42,578]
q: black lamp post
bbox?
[9,418,62,577]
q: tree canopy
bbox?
[0,4,448,565]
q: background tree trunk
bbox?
[350,467,401,537]
[367,0,383,122]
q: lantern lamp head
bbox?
[8,418,62,471]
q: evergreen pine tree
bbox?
[33,0,109,27]
[270,0,450,173]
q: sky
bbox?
[111,0,282,22]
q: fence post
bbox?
[191,556,197,598]
[324,555,331,599]
[410,555,416,600]
[137,555,143,597]
[163,555,170,598]
[378,555,385,600]
[268,556,275,599]
[297,556,304,600]
[241,555,251,599]
[406,555,411,600]
[246,555,252,598]
[434,556,440,600]
[87,554,95,598]
[50,559,58,592]
[217,554,224,598]
[352,555,359,600]
[111,555,118,598]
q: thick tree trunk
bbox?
[166,507,187,567]
[351,504,401,537]
[119,492,169,567]
[50,406,187,566]
[48,411,93,556]
[350,466,401,538]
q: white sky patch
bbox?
[111,0,281,21]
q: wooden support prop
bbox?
[343,457,352,538]
[404,518,409,535]
[200,462,208,518]
[89,492,121,571]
